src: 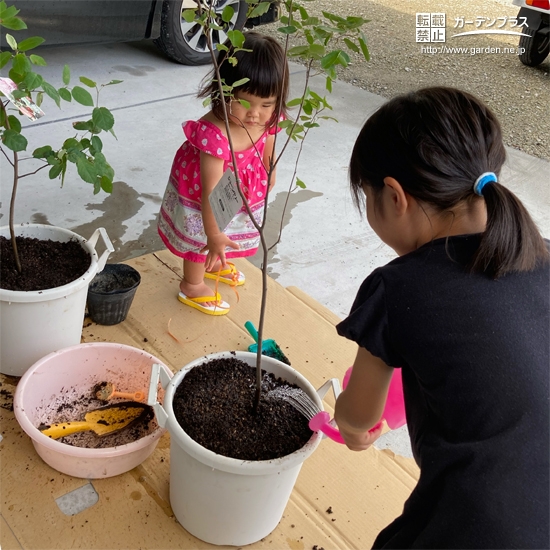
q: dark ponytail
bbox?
[349,87,549,278]
[473,182,548,277]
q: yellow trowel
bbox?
[39,402,151,439]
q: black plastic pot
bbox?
[87,264,141,325]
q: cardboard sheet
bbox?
[0,252,419,549]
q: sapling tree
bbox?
[181,0,370,409]
[0,0,120,274]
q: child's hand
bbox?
[201,233,240,271]
[338,421,384,452]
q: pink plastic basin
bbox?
[14,342,172,479]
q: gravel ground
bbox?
[260,0,550,160]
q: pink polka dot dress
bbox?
[158,119,277,263]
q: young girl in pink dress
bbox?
[158,32,289,315]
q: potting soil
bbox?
[173,356,313,461]
[35,385,156,449]
[0,236,90,291]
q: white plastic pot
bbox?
[0,224,113,376]
[149,351,339,546]
[14,342,173,479]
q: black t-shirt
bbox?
[337,234,549,549]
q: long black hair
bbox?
[198,31,289,130]
[349,87,549,278]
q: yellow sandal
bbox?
[178,292,230,316]
[204,262,245,286]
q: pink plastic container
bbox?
[14,343,173,479]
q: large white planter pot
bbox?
[149,351,329,546]
[0,224,113,376]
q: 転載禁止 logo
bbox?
[416,13,530,43]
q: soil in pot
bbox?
[36,385,156,449]
[0,236,90,291]
[172,356,313,461]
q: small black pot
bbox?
[87,264,141,325]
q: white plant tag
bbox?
[0,77,45,121]
[208,168,243,232]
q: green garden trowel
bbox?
[244,321,291,365]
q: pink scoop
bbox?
[309,367,406,444]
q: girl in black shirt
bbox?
[334,87,549,549]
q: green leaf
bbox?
[99,175,113,194]
[0,5,19,20]
[91,135,103,153]
[12,53,31,75]
[232,77,249,88]
[63,137,80,150]
[308,43,325,58]
[71,86,94,106]
[79,76,96,88]
[216,43,229,52]
[0,50,12,69]
[326,76,332,93]
[182,9,197,23]
[36,91,43,107]
[49,162,63,179]
[278,25,297,34]
[5,33,17,50]
[278,119,294,128]
[42,81,61,107]
[58,87,71,102]
[8,69,23,84]
[288,45,309,57]
[2,129,27,151]
[345,16,367,29]
[7,114,21,132]
[286,97,303,108]
[358,36,370,61]
[76,156,97,183]
[29,53,47,66]
[62,64,70,85]
[0,106,5,127]
[21,71,43,90]
[92,106,114,131]
[79,138,91,151]
[295,178,306,189]
[227,29,245,48]
[105,79,123,86]
[248,2,270,18]
[1,16,26,30]
[344,38,360,54]
[221,5,234,22]
[238,98,250,109]
[73,120,93,131]
[18,36,45,52]
[33,145,54,159]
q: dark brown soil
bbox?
[173,356,313,461]
[0,236,90,291]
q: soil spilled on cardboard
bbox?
[172,356,313,461]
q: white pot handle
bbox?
[316,377,342,401]
[147,363,173,429]
[87,227,114,273]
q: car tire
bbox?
[518,25,549,67]
[154,0,249,66]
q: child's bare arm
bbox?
[334,346,393,451]
[200,152,239,269]
[263,134,276,191]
